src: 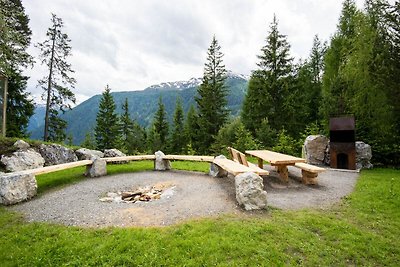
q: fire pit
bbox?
[99,182,175,203]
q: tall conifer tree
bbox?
[95,85,121,150]
[242,15,293,146]
[0,0,34,137]
[37,13,76,141]
[170,97,186,154]
[196,36,228,153]
[151,96,169,152]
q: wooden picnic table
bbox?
[245,150,306,182]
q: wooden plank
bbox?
[104,155,156,162]
[20,160,93,176]
[295,163,325,173]
[213,158,269,176]
[164,155,214,162]
[246,150,305,165]
[247,162,269,175]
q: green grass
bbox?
[1,166,399,266]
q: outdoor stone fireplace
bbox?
[329,116,356,170]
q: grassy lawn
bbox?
[0,164,399,266]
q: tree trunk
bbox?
[43,27,56,141]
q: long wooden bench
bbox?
[164,155,215,162]
[19,160,94,176]
[294,162,325,185]
[103,155,156,163]
[213,158,269,176]
[227,147,269,176]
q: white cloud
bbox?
[22,0,365,104]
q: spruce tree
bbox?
[170,97,186,154]
[151,96,169,152]
[242,15,293,145]
[184,104,199,153]
[95,85,121,150]
[120,98,134,151]
[196,36,228,153]
[321,0,359,120]
[36,13,76,141]
[0,0,34,137]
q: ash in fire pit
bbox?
[99,183,175,203]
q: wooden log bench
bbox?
[227,147,269,176]
[19,160,94,176]
[164,155,215,162]
[103,155,156,163]
[213,158,269,176]
[294,163,326,185]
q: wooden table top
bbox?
[245,150,306,165]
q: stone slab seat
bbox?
[294,162,326,185]
[213,158,269,176]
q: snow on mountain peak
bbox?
[146,71,249,91]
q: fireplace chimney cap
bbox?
[329,116,355,131]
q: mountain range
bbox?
[28,72,249,145]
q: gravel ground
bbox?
[10,167,359,227]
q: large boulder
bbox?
[38,144,78,166]
[13,140,30,150]
[75,148,104,160]
[235,172,268,210]
[356,141,373,169]
[103,149,126,158]
[0,172,37,205]
[0,149,45,172]
[303,135,329,165]
[209,155,228,178]
[154,151,171,171]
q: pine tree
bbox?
[0,0,34,137]
[196,36,228,153]
[170,97,186,154]
[151,96,169,152]
[321,0,359,120]
[36,13,76,141]
[242,15,294,143]
[120,98,134,151]
[184,104,199,153]
[94,85,121,150]
[81,131,96,149]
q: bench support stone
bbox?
[301,170,318,185]
[0,172,37,205]
[235,172,267,210]
[209,155,228,177]
[154,151,171,171]
[86,158,107,178]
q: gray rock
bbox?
[86,158,107,178]
[0,149,45,172]
[235,172,268,210]
[324,142,331,166]
[39,144,78,166]
[303,135,329,165]
[75,148,104,160]
[356,141,373,169]
[103,149,126,158]
[0,172,37,205]
[209,155,228,178]
[13,140,30,150]
[154,151,171,171]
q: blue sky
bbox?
[22,0,365,103]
